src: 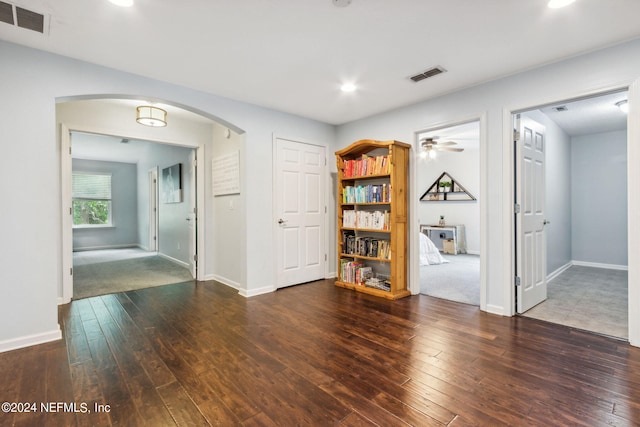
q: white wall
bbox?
[571,130,628,266]
[0,40,335,352]
[417,145,480,253]
[72,159,138,250]
[336,38,640,315]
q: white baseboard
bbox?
[204,275,275,298]
[240,285,276,298]
[207,274,242,291]
[0,328,62,353]
[547,262,573,282]
[73,244,139,252]
[572,260,628,271]
[485,304,505,316]
[326,272,336,279]
[157,253,190,269]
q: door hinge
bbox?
[513,129,520,142]
[70,268,73,276]
[69,207,72,215]
[194,254,198,262]
[514,203,521,214]
[324,206,327,213]
[515,276,521,287]
[324,254,327,261]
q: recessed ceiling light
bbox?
[109,0,134,7]
[548,0,576,9]
[340,83,357,93]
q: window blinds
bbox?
[72,173,112,199]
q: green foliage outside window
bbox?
[73,200,110,225]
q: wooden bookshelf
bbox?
[335,139,411,300]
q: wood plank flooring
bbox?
[1,279,640,426]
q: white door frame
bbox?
[272,135,328,289]
[503,83,639,347]
[148,167,159,252]
[409,114,488,311]
[60,124,206,304]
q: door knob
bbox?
[543,219,550,225]
[278,218,286,225]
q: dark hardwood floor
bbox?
[1,279,640,426]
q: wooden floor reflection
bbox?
[1,279,639,426]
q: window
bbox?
[72,173,112,227]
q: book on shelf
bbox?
[342,210,389,230]
[339,260,373,285]
[341,231,391,260]
[342,183,391,204]
[343,154,389,178]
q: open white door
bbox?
[628,78,640,347]
[188,150,197,278]
[515,115,548,313]
[275,138,325,288]
[61,125,73,303]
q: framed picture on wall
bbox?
[162,163,182,203]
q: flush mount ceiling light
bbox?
[109,0,134,7]
[340,83,357,93]
[616,100,629,113]
[547,0,576,8]
[136,106,167,127]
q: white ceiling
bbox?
[2,0,640,125]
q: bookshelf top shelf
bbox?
[335,139,411,158]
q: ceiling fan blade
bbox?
[439,147,464,152]
[438,140,458,146]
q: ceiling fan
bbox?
[420,137,464,158]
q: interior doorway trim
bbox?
[410,114,488,311]
[503,84,638,347]
[60,125,206,304]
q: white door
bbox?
[188,150,197,278]
[515,115,548,313]
[275,138,325,288]
[148,167,159,252]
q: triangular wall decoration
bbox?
[419,171,476,201]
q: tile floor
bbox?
[523,265,628,339]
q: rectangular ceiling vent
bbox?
[410,66,446,83]
[0,1,47,34]
[0,1,14,25]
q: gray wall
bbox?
[336,38,640,314]
[0,39,335,350]
[571,130,627,266]
[136,143,194,265]
[72,159,138,250]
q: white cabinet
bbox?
[420,224,467,255]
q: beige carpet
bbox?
[73,254,194,299]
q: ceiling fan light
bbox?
[616,100,629,113]
[429,149,436,159]
[136,106,167,127]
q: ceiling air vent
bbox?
[0,1,47,34]
[16,6,44,33]
[0,1,14,25]
[554,106,568,112]
[410,66,446,83]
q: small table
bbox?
[420,224,467,255]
